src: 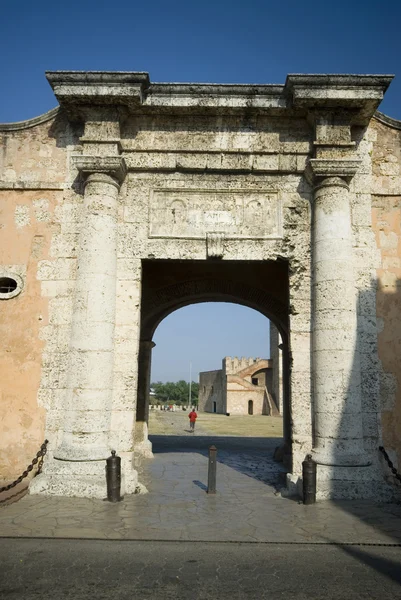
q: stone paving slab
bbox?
[1,432,401,544]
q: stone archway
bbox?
[135,259,291,465]
[14,71,392,501]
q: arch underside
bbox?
[141,275,289,342]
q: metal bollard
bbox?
[106,450,122,502]
[302,454,316,504]
[207,445,217,494]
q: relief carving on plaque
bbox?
[149,189,282,239]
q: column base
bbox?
[134,421,153,459]
[54,444,110,462]
[315,463,394,500]
[312,448,372,467]
[134,439,154,459]
[29,452,139,499]
[285,462,396,501]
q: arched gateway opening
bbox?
[135,259,291,475]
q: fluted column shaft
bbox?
[312,176,368,466]
[55,172,120,461]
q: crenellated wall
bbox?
[223,356,265,375]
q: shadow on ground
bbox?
[149,434,287,489]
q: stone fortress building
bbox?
[198,356,279,415]
[198,355,280,416]
[1,71,401,500]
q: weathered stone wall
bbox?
[224,357,265,375]
[225,380,266,415]
[198,370,224,413]
[200,358,274,416]
[371,116,401,477]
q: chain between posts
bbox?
[0,440,49,494]
[379,446,401,484]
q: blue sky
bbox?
[152,303,270,382]
[1,0,400,121]
[2,0,400,380]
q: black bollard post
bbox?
[106,450,122,502]
[302,454,316,504]
[207,445,217,494]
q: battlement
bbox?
[223,356,266,375]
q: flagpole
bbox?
[189,361,192,407]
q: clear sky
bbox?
[152,303,270,382]
[2,0,400,381]
[1,0,401,121]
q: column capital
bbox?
[73,155,127,184]
[306,158,361,189]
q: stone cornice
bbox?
[0,73,394,129]
[73,155,127,183]
[374,110,401,130]
[150,82,284,95]
[46,71,150,116]
[285,74,393,124]
[43,71,393,124]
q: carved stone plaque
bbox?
[149,189,282,239]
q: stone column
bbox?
[311,170,369,467]
[55,160,125,462]
[134,340,155,458]
[270,323,282,413]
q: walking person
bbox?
[188,408,198,432]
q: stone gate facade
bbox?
[1,71,401,500]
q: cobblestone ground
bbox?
[1,538,401,600]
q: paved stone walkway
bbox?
[1,419,401,543]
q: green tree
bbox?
[150,380,199,406]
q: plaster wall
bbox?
[0,114,70,482]
[371,117,401,478]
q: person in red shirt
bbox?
[188,408,198,432]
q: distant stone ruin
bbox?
[199,357,280,416]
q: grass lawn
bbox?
[197,413,283,437]
[149,410,283,437]
[148,412,177,435]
